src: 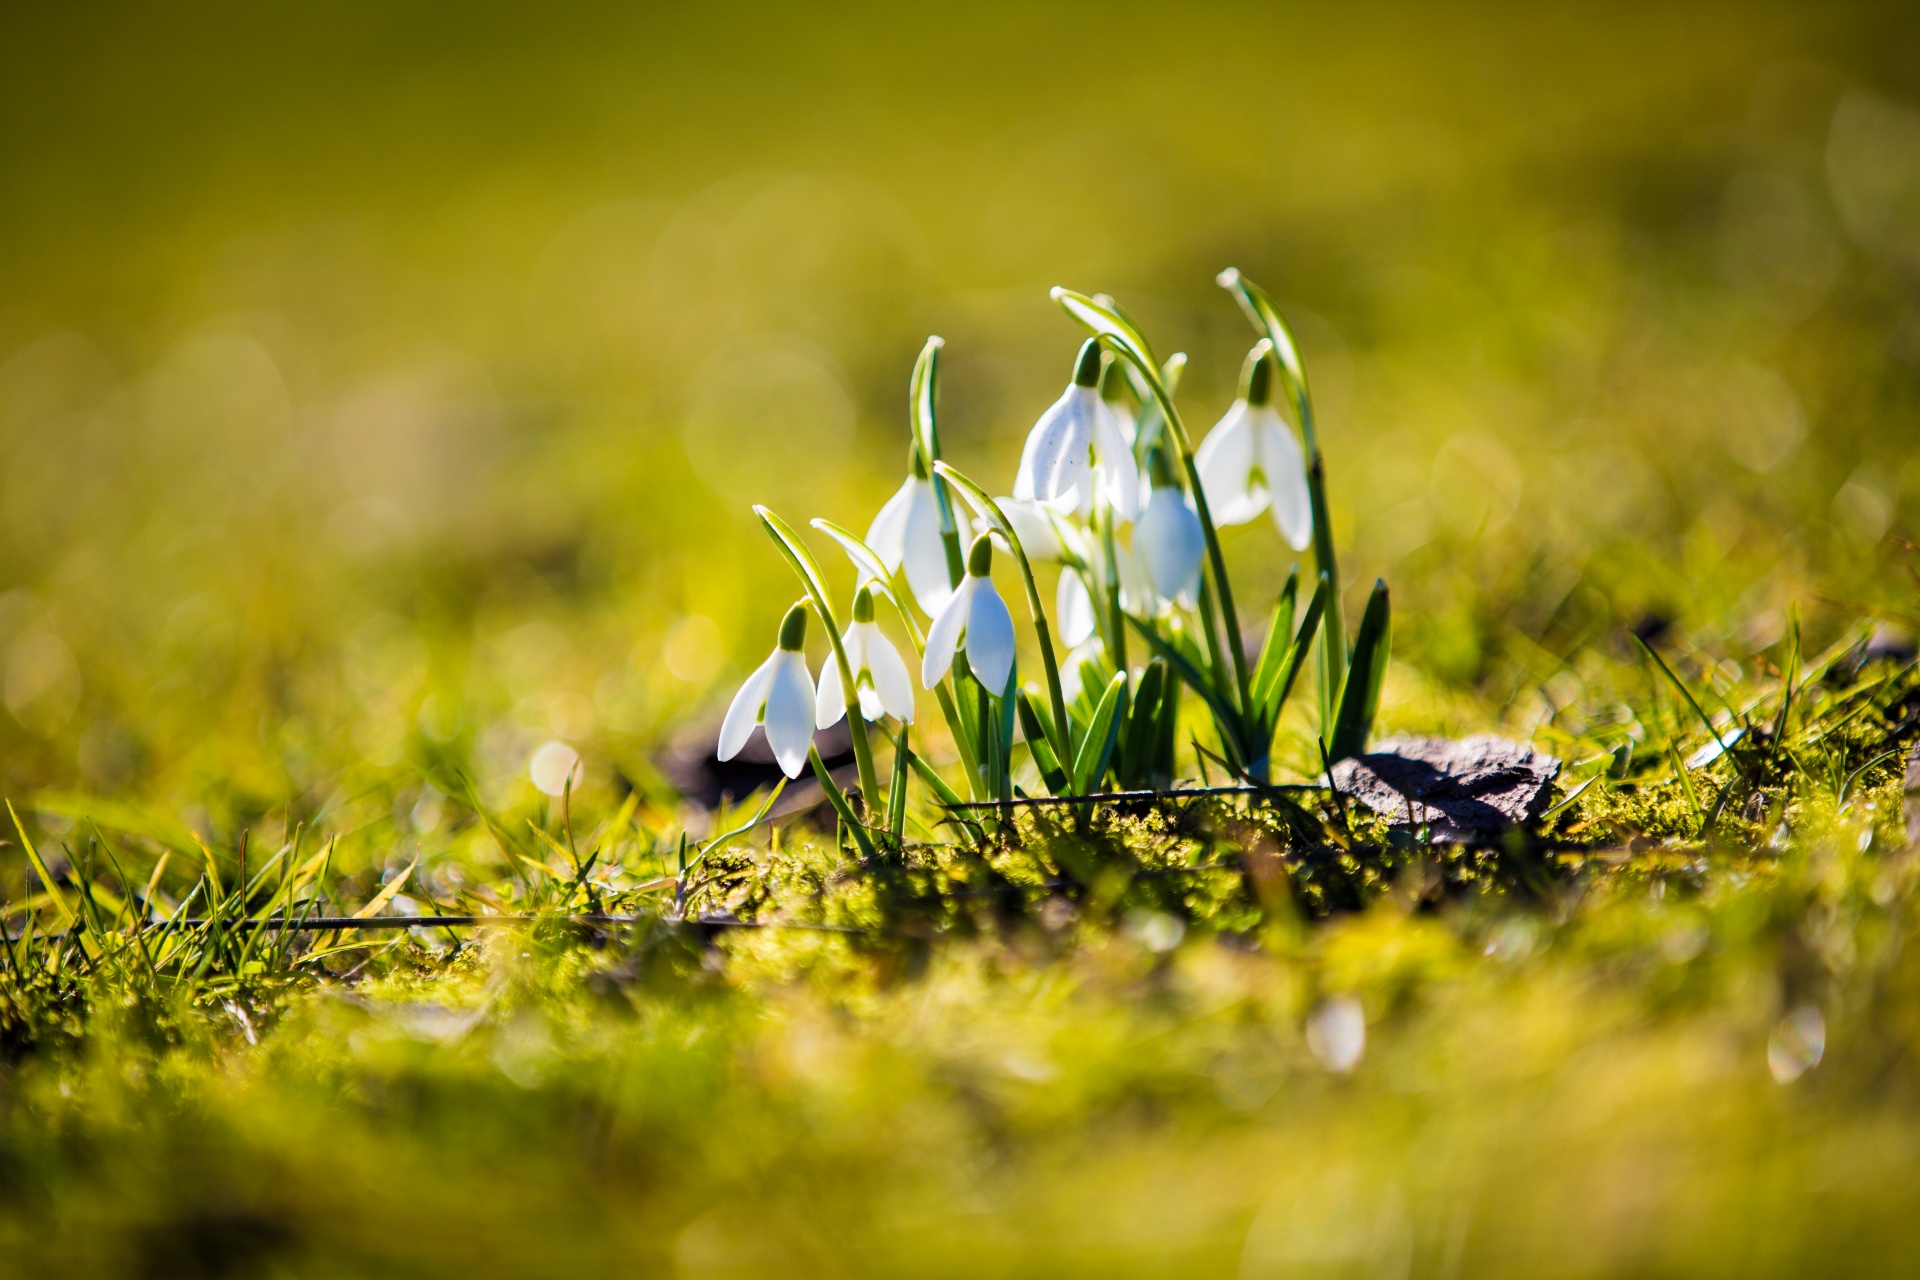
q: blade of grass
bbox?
[1327,580,1391,763]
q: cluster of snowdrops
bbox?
[715,276,1392,853]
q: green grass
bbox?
[5,0,1920,1274]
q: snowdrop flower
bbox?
[867,446,955,616]
[1015,340,1104,509]
[922,534,1017,694]
[1088,398,1142,522]
[718,602,817,779]
[977,497,1064,562]
[815,585,915,728]
[1194,350,1311,550]
[1056,569,1096,647]
[1133,479,1206,606]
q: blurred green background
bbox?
[1,0,1918,833]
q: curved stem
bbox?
[755,506,882,814]
[931,463,1075,780]
[1126,354,1252,722]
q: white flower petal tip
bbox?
[965,578,1016,694]
[719,629,815,779]
[1017,384,1099,505]
[921,577,976,688]
[1195,400,1311,544]
[1094,402,1142,523]
[1259,423,1313,551]
[861,623,917,722]
[814,653,847,730]
[1136,485,1207,605]
[868,475,954,615]
[761,650,817,779]
[822,620,916,726]
[717,656,778,762]
[983,499,1063,562]
[1057,570,1096,648]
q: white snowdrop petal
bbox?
[965,580,1017,694]
[717,657,777,761]
[1114,542,1154,614]
[862,625,916,723]
[1195,402,1267,527]
[921,577,973,688]
[991,498,1063,562]
[1024,386,1095,504]
[1137,486,1207,603]
[1057,569,1096,648]
[814,654,846,729]
[866,477,917,571]
[902,482,956,615]
[1095,403,1142,523]
[1257,418,1314,551]
[762,651,817,779]
[857,686,885,720]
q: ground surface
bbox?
[6,1,1920,1275]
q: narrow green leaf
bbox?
[996,661,1018,803]
[10,799,73,928]
[1327,580,1390,763]
[907,752,986,844]
[1125,613,1245,748]
[887,724,910,845]
[1153,665,1182,788]
[1248,570,1300,711]
[809,746,878,860]
[1117,660,1166,787]
[1017,691,1071,796]
[1051,287,1160,377]
[1254,574,1328,725]
[1071,672,1129,794]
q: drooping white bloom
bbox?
[1194,355,1311,550]
[1090,397,1142,522]
[922,534,1017,694]
[717,602,817,779]
[816,586,915,728]
[1133,480,1206,605]
[977,497,1064,562]
[867,459,955,617]
[1014,340,1105,509]
[1056,568,1095,648]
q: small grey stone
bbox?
[1330,735,1562,834]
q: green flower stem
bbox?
[809,745,877,860]
[754,506,882,815]
[1124,350,1252,720]
[909,336,966,590]
[1049,289,1253,726]
[1218,269,1345,726]
[931,462,1076,780]
[808,517,982,801]
[1097,505,1128,673]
